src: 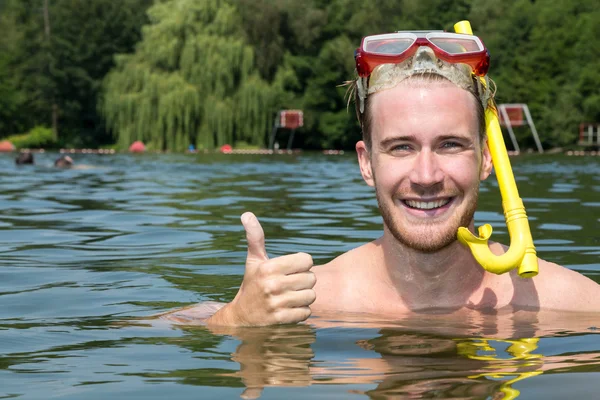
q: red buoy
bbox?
[0,140,15,152]
[220,144,232,153]
[129,141,146,153]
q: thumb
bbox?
[241,212,268,262]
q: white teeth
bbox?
[405,199,450,210]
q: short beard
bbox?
[375,186,479,253]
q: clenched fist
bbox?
[206,212,316,326]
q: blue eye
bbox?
[442,141,461,148]
[440,141,466,152]
[392,144,412,151]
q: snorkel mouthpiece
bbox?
[453,21,538,278]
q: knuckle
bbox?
[298,252,314,266]
[266,297,280,313]
[259,262,275,278]
[306,289,316,305]
[262,279,279,296]
[272,310,287,324]
[299,307,312,321]
[307,271,317,288]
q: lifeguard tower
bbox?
[498,104,543,153]
[269,110,304,150]
[578,123,600,147]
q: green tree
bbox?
[532,0,600,146]
[0,0,152,146]
[0,1,26,136]
[102,0,280,151]
[301,35,357,149]
[234,0,285,82]
[296,0,477,149]
[0,0,50,137]
[471,0,599,148]
[48,0,154,146]
[3,0,598,150]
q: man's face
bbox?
[356,81,493,252]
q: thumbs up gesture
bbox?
[207,212,316,326]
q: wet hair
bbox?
[353,73,489,151]
[54,155,74,168]
[15,152,34,165]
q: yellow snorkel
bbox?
[453,21,538,278]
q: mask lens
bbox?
[429,37,481,54]
[364,37,415,55]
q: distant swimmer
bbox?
[15,152,34,165]
[53,154,97,170]
[54,155,74,168]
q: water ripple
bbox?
[0,153,598,399]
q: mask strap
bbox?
[356,77,367,114]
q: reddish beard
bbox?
[375,185,480,253]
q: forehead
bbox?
[369,81,479,142]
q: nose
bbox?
[409,149,444,188]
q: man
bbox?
[163,31,600,327]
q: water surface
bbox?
[0,152,598,399]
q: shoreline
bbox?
[1,148,598,156]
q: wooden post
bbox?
[287,129,296,150]
[498,105,520,153]
[269,114,279,150]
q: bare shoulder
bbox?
[531,258,600,311]
[312,241,380,311]
[488,242,599,312]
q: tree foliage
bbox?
[0,0,598,150]
[0,0,152,145]
[102,0,280,151]
[0,3,26,135]
[470,0,600,147]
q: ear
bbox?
[479,138,493,180]
[356,140,375,187]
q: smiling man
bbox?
[162,30,600,327]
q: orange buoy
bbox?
[220,144,232,153]
[0,140,15,152]
[129,141,146,153]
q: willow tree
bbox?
[102,0,279,151]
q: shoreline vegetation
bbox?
[1,0,598,152]
[3,147,600,158]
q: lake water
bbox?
[0,152,598,399]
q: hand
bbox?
[207,212,316,326]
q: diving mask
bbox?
[355,31,492,112]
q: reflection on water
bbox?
[0,152,599,399]
[147,309,599,400]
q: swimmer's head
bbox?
[351,32,494,150]
[15,152,35,165]
[54,155,74,168]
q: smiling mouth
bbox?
[403,198,452,210]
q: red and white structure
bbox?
[269,110,304,150]
[579,123,600,147]
[497,104,543,153]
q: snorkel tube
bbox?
[453,21,538,278]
